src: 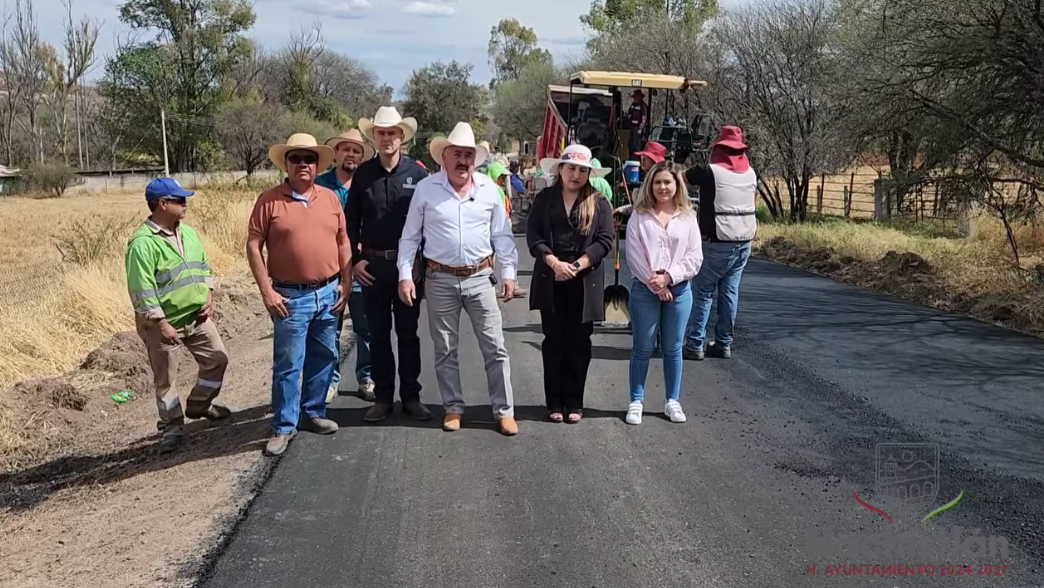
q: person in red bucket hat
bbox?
[708,126,750,172]
[634,141,666,171]
[614,141,668,216]
[681,125,758,361]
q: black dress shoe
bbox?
[363,402,394,422]
[401,400,433,421]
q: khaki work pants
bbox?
[136,316,229,430]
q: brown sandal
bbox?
[548,411,564,422]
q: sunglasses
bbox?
[287,152,318,165]
[162,197,187,206]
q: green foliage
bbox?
[487,19,553,86]
[402,61,488,136]
[215,97,290,174]
[282,110,339,151]
[23,161,82,198]
[101,0,256,172]
[581,0,716,35]
[491,62,559,142]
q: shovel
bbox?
[603,231,630,325]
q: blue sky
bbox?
[30,0,601,93]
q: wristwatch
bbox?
[571,261,582,271]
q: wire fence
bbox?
[763,170,962,224]
[0,261,65,308]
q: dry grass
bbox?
[755,211,1044,335]
[0,186,258,390]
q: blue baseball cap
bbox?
[145,177,194,202]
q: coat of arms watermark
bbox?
[874,442,941,520]
[803,441,1012,571]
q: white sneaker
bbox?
[625,401,643,425]
[665,400,686,423]
[325,385,338,405]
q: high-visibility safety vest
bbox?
[125,222,211,328]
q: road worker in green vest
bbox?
[125,177,231,455]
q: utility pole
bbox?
[160,108,170,176]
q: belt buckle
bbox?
[383,250,397,260]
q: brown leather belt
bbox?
[363,247,398,261]
[427,256,493,277]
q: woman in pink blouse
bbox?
[624,161,704,425]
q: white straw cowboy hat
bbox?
[268,133,335,174]
[325,128,375,160]
[358,106,418,142]
[539,144,609,177]
[429,122,489,166]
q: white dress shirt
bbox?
[398,171,518,281]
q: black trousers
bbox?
[539,277,593,413]
[361,258,422,404]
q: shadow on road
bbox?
[744,260,1044,389]
[520,340,633,361]
[327,403,625,430]
[0,404,272,513]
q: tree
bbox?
[255,24,390,126]
[23,160,80,197]
[0,0,48,164]
[581,0,718,38]
[713,0,855,221]
[401,60,487,137]
[215,96,288,175]
[487,18,551,86]
[491,61,559,143]
[852,0,1044,208]
[282,110,338,148]
[41,0,100,166]
[101,0,256,171]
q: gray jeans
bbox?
[424,267,514,418]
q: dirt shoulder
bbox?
[0,274,303,587]
[755,235,1044,337]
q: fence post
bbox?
[873,179,890,220]
[956,198,978,239]
[847,172,855,218]
[816,173,824,214]
[843,186,851,218]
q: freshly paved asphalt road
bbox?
[203,237,1044,588]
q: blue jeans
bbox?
[330,280,372,389]
[628,278,693,403]
[686,241,752,349]
[270,279,340,434]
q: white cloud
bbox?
[310,0,372,19]
[403,1,456,17]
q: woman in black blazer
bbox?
[527,145,615,423]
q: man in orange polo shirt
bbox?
[247,133,354,457]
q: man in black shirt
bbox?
[345,107,432,422]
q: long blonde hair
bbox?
[632,161,692,214]
[554,174,598,235]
